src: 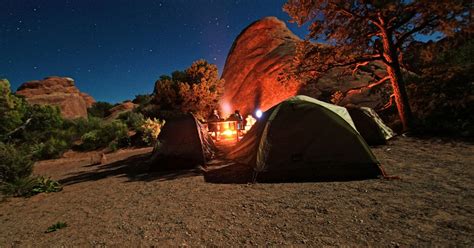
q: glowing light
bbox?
[221,101,232,117]
[255,109,263,118]
[221,129,237,138]
[245,115,256,131]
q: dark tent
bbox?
[227,95,383,181]
[149,114,216,170]
[346,105,395,146]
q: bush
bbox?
[1,176,62,197]
[88,101,114,118]
[141,118,166,146]
[80,120,130,151]
[0,143,33,183]
[118,111,145,131]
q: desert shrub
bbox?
[0,143,33,183]
[1,176,62,197]
[80,130,101,150]
[141,118,165,146]
[45,222,67,233]
[118,111,145,131]
[80,120,129,151]
[88,101,114,118]
[31,137,69,160]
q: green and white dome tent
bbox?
[227,95,384,181]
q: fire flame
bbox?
[221,128,237,138]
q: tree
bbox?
[0,79,28,138]
[283,0,471,131]
[178,59,224,120]
[87,101,114,118]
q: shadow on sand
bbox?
[59,152,200,186]
[203,159,254,184]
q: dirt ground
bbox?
[0,136,473,247]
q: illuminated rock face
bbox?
[221,17,302,117]
[16,76,95,119]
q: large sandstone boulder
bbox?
[16,76,95,119]
[221,17,303,117]
[222,17,393,115]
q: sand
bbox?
[0,136,473,246]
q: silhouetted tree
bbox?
[178,59,224,120]
[284,0,471,131]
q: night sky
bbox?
[1,0,308,103]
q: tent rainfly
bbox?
[149,114,216,171]
[346,105,395,146]
[227,95,383,181]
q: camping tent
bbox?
[149,114,216,170]
[346,105,396,146]
[227,95,383,181]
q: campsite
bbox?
[1,0,473,246]
[0,135,472,246]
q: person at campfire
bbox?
[227,110,244,136]
[208,109,221,140]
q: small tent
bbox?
[227,95,383,181]
[149,114,216,170]
[346,105,395,146]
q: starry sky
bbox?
[1,0,308,103]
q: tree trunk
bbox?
[380,29,414,132]
[386,64,413,131]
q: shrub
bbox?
[32,137,70,160]
[0,176,61,197]
[80,120,130,151]
[141,118,166,146]
[0,143,33,183]
[80,130,101,150]
[45,222,67,233]
[118,111,145,131]
[88,101,114,118]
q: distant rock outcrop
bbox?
[221,17,303,116]
[16,76,95,119]
[106,101,137,120]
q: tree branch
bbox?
[395,16,439,48]
[328,2,383,29]
[367,76,390,89]
[332,54,382,68]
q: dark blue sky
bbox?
[1,0,308,103]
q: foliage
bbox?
[118,111,145,131]
[80,120,129,151]
[283,0,471,130]
[0,79,28,138]
[0,176,62,197]
[406,34,473,137]
[31,137,69,160]
[141,118,166,146]
[132,94,152,106]
[146,60,224,120]
[45,222,68,233]
[178,60,224,120]
[0,143,33,183]
[87,101,114,118]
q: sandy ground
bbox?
[0,136,473,247]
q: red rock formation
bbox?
[16,76,95,119]
[222,17,391,115]
[106,101,138,120]
[221,17,303,117]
